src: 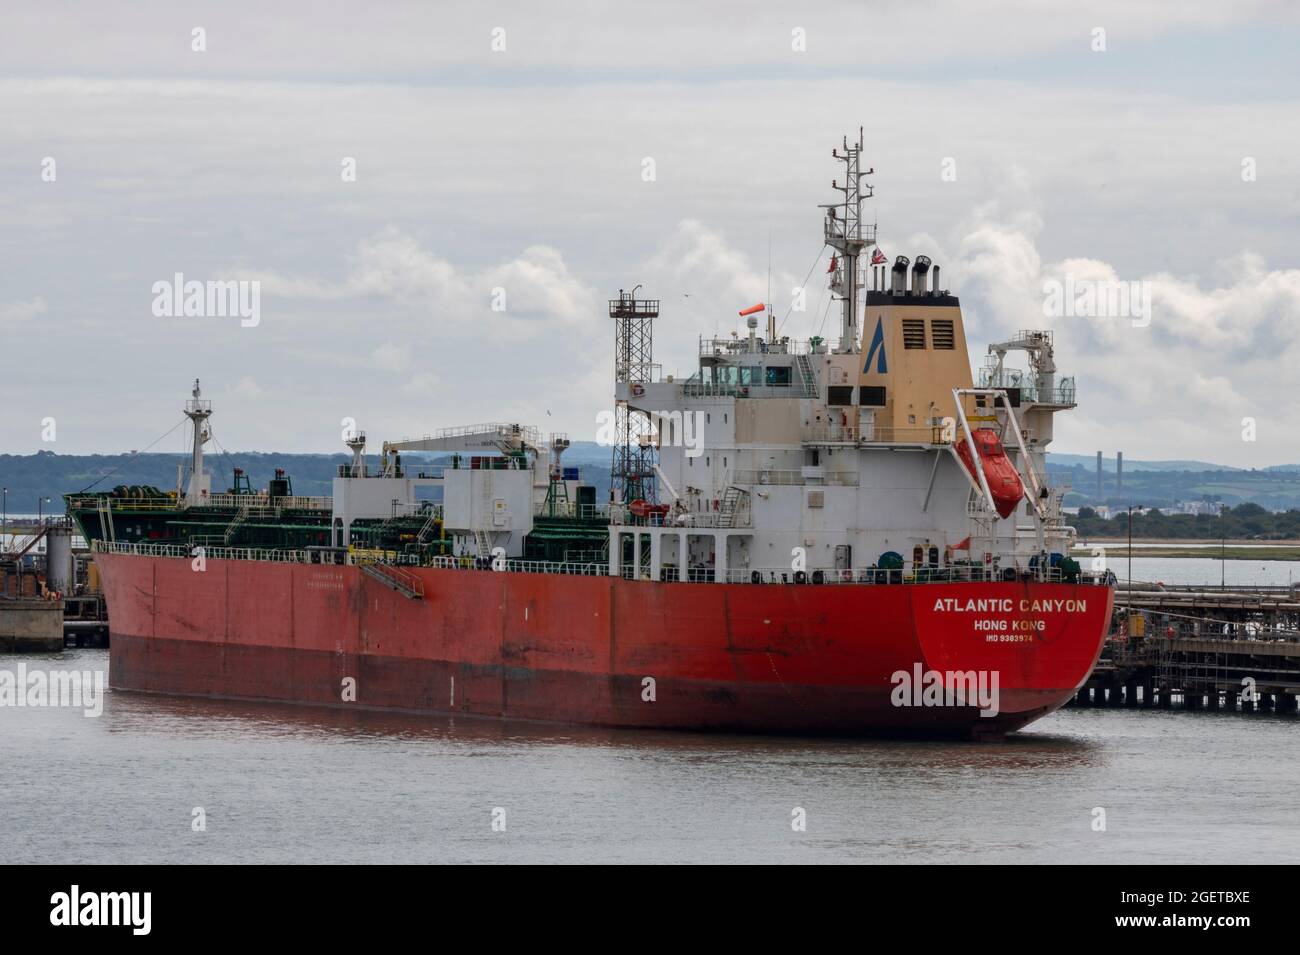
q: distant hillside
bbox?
[1049,461,1300,511]
[1046,453,1243,473]
[5,446,1300,514]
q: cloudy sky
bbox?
[2,1,1298,466]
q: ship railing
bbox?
[801,424,950,445]
[679,381,818,400]
[92,539,313,563]
[379,501,438,520]
[93,540,1112,587]
[425,555,609,577]
[613,562,1110,586]
[421,422,544,447]
[206,492,332,511]
[712,565,1113,586]
[66,495,178,512]
[533,502,609,520]
[730,469,860,487]
[606,507,751,528]
[698,338,820,357]
[974,373,1078,408]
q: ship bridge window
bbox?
[931,319,955,349]
[902,319,926,349]
[828,386,854,406]
[860,386,886,407]
[764,366,792,387]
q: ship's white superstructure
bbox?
[326,131,1081,584]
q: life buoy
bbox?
[631,383,645,397]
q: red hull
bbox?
[97,553,1112,739]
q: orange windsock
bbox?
[738,302,766,316]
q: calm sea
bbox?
[3,645,1298,864]
[1118,556,1299,587]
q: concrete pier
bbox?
[0,600,64,652]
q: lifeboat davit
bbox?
[955,428,1025,519]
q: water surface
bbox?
[3,648,1296,864]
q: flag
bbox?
[738,302,765,316]
[827,253,838,274]
[871,248,887,265]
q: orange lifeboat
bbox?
[628,499,670,522]
[955,428,1025,519]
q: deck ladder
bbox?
[359,562,425,599]
[795,354,819,397]
[717,486,749,528]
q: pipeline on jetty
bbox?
[1075,583,1300,712]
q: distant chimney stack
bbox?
[891,255,910,295]
[931,264,941,295]
[911,255,931,296]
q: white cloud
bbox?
[244,228,598,340]
[401,373,439,397]
[232,377,264,399]
[370,342,411,372]
[0,296,48,322]
[928,201,1300,466]
[0,1,1286,78]
[0,4,1297,463]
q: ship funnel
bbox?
[931,264,941,295]
[891,255,910,295]
[911,256,931,296]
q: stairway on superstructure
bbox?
[795,354,819,397]
[717,486,750,528]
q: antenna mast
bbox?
[609,288,660,507]
[820,128,875,354]
[182,378,213,507]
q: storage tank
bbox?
[46,525,73,594]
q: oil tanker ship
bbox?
[69,131,1113,738]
